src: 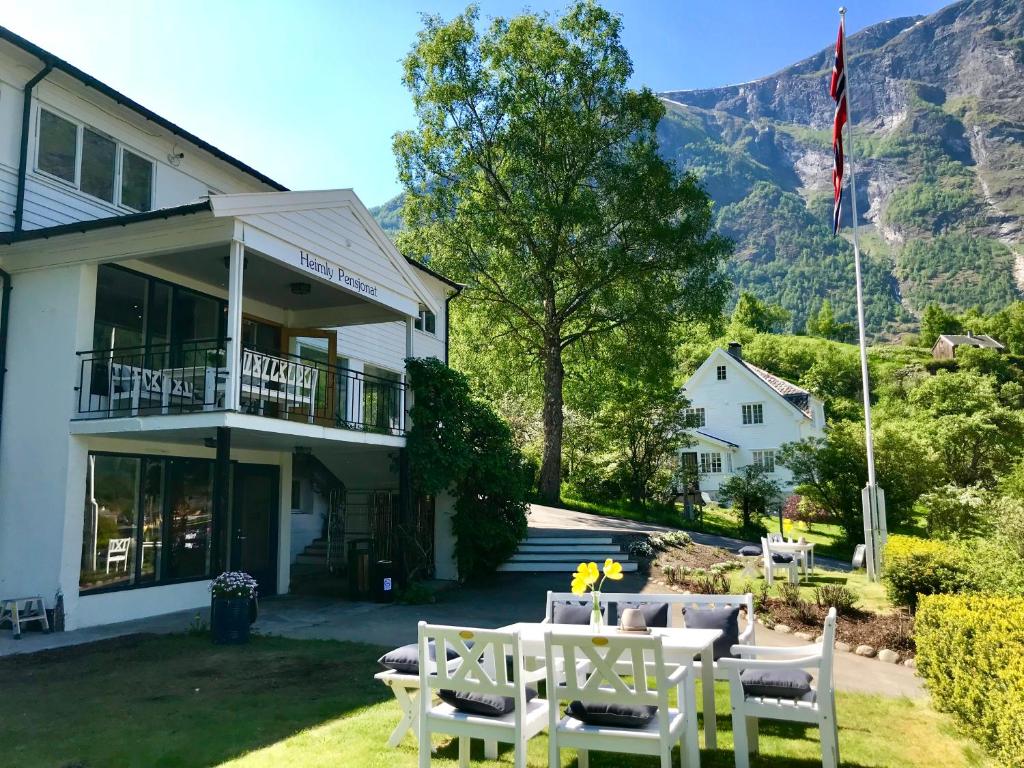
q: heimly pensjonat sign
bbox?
[298,250,379,299]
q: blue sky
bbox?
[5,0,949,206]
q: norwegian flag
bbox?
[830,20,848,235]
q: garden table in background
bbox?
[771,540,816,578]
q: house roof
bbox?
[0,25,287,192]
[694,430,739,449]
[0,197,461,293]
[935,334,1004,351]
[734,357,814,418]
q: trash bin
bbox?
[348,539,373,599]
[374,559,396,603]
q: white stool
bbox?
[0,596,50,639]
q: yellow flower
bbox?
[603,558,623,581]
[570,561,600,594]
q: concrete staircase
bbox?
[497,535,638,573]
[294,537,330,567]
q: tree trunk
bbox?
[538,340,565,504]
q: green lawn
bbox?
[728,567,894,614]
[0,633,990,767]
[559,496,686,529]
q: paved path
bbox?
[528,503,852,572]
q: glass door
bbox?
[283,328,337,425]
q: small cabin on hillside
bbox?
[931,332,1005,360]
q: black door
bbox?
[231,464,280,596]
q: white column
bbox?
[225,240,245,411]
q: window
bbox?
[37,109,77,182]
[716,365,727,381]
[81,128,117,202]
[81,453,219,593]
[35,107,153,210]
[752,449,776,473]
[121,149,153,211]
[291,480,303,511]
[699,452,723,474]
[742,403,764,425]
[685,407,706,428]
[414,307,436,335]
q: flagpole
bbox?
[839,7,886,581]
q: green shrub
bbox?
[777,581,802,607]
[915,595,1024,767]
[813,584,859,615]
[914,483,990,539]
[883,535,972,611]
[960,539,1024,597]
[406,357,531,580]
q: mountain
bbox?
[657,0,1024,335]
[372,0,1024,335]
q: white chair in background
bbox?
[105,537,132,573]
[761,537,798,585]
[719,608,839,768]
[417,622,548,768]
[544,629,699,768]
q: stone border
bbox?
[756,617,916,668]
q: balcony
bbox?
[74,339,407,436]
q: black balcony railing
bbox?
[75,341,407,434]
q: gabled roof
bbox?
[685,346,815,420]
[934,334,1004,351]
[740,360,813,417]
[0,25,287,192]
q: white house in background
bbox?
[0,26,462,631]
[679,343,826,500]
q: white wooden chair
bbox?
[417,622,548,768]
[718,608,839,768]
[544,629,699,768]
[761,537,798,585]
[105,537,132,573]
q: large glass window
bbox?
[93,266,149,351]
[81,128,117,203]
[165,459,215,581]
[81,455,142,592]
[121,149,153,211]
[37,109,77,182]
[80,454,221,593]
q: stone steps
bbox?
[497,535,637,573]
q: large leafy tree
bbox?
[394,3,730,502]
[717,464,782,530]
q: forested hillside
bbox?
[374,0,1024,337]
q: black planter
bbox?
[211,596,253,645]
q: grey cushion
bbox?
[552,601,605,625]
[565,700,657,728]
[740,668,814,700]
[615,601,669,628]
[378,642,457,674]
[737,545,761,556]
[771,552,795,564]
[682,605,742,661]
[439,686,538,717]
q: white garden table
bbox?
[770,541,816,578]
[500,621,723,750]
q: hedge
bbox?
[883,534,971,610]
[915,595,1024,767]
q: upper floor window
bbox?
[752,449,776,473]
[699,452,723,474]
[685,407,706,428]
[741,403,764,425]
[414,307,436,335]
[36,107,153,212]
[716,365,727,381]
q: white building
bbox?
[0,27,462,631]
[680,343,826,499]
